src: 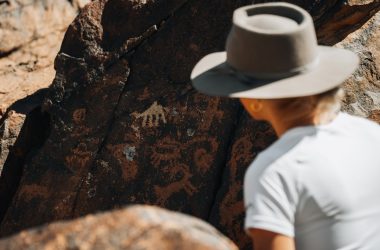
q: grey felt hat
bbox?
[191,2,359,99]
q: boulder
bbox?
[0,0,90,171]
[0,205,238,250]
[338,11,380,123]
[0,0,378,249]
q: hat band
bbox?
[229,56,320,84]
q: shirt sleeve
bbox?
[244,162,299,237]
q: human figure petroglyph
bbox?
[193,95,224,131]
[189,137,218,173]
[132,101,168,128]
[65,143,92,171]
[194,148,213,174]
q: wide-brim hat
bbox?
[190,2,359,99]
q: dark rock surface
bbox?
[0,205,238,250]
[0,0,90,171]
[0,0,378,249]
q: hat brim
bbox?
[190,46,359,99]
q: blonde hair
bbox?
[268,87,344,127]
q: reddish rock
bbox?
[0,112,25,171]
[0,1,378,250]
[338,11,380,123]
[0,205,238,250]
[0,0,90,171]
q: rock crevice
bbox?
[0,1,379,250]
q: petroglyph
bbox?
[65,142,92,171]
[151,137,182,167]
[154,164,196,205]
[106,144,125,162]
[151,136,219,176]
[130,124,141,139]
[72,108,86,124]
[194,148,213,174]
[132,101,168,128]
[220,184,245,244]
[194,96,224,131]
[219,135,254,243]
[137,87,150,101]
[121,160,138,182]
[106,144,139,181]
[229,135,254,178]
[188,137,218,173]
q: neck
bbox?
[269,110,339,137]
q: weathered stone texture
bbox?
[0,0,77,54]
[338,12,380,123]
[0,112,25,171]
[0,0,90,171]
[0,205,238,250]
[0,1,378,250]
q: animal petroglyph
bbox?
[218,135,254,243]
[220,183,246,244]
[132,101,168,128]
[154,163,196,205]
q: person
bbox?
[191,2,380,250]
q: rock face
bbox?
[0,0,379,249]
[338,11,380,123]
[0,0,90,171]
[0,205,238,250]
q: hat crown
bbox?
[246,14,298,32]
[226,3,318,79]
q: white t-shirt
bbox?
[244,112,380,250]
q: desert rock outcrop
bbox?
[0,0,379,249]
[0,0,90,170]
